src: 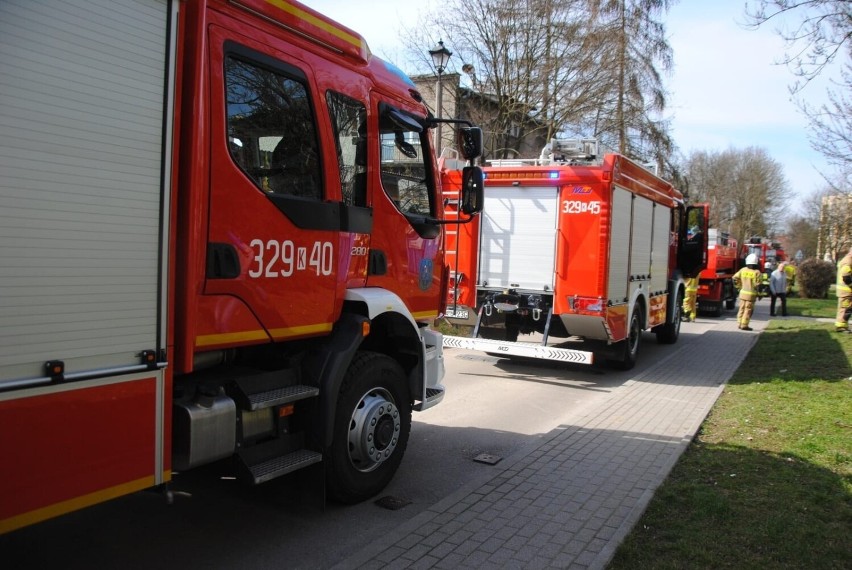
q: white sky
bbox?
[304,0,841,213]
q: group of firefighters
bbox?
[680,256,798,331]
[681,245,852,334]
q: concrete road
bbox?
[0,321,722,569]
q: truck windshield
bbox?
[379,108,433,217]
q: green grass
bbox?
[608,296,852,570]
[784,294,837,318]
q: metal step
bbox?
[242,449,322,485]
[230,369,319,411]
[415,386,445,411]
[242,384,318,411]
[442,335,594,364]
[237,437,323,485]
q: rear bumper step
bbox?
[442,335,594,365]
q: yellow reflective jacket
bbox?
[733,267,761,301]
[837,254,852,296]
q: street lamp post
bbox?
[428,39,452,157]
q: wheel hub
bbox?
[347,389,400,472]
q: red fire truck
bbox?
[0,0,483,533]
[443,139,707,369]
[696,228,739,316]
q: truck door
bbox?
[679,203,709,277]
[204,29,340,344]
[365,102,444,320]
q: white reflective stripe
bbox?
[442,336,594,365]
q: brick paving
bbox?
[336,306,766,569]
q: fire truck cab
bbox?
[0,0,483,533]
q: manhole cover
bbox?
[473,453,502,465]
[374,495,412,511]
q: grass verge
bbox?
[608,297,852,569]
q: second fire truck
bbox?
[443,139,707,369]
[696,228,739,316]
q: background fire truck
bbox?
[696,228,739,316]
[443,139,707,369]
[0,0,483,533]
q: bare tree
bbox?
[786,214,820,258]
[745,1,852,168]
[745,0,852,90]
[682,147,793,247]
[398,0,611,159]
[801,63,852,167]
[584,0,675,169]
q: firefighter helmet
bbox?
[746,254,758,267]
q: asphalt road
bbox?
[0,322,719,569]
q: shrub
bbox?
[797,258,835,298]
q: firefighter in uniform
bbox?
[835,246,852,333]
[682,275,699,322]
[758,261,772,299]
[784,261,797,296]
[733,254,761,331]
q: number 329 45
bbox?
[562,200,601,215]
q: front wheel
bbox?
[326,351,411,504]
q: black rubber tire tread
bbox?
[325,351,411,504]
[655,291,682,345]
[711,300,723,317]
[611,309,641,370]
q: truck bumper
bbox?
[415,328,445,411]
[442,335,594,365]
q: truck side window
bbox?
[225,55,321,200]
[379,107,433,217]
[326,91,367,207]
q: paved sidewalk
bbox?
[337,309,766,569]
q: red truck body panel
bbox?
[442,145,706,367]
[1,0,460,533]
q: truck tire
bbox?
[655,290,682,344]
[611,309,641,370]
[326,351,411,504]
[710,300,722,317]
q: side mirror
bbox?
[460,166,484,216]
[458,127,483,160]
[394,131,418,158]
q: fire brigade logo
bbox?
[418,259,433,291]
[572,185,592,194]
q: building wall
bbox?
[410,74,547,162]
[817,194,852,262]
[411,73,461,157]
